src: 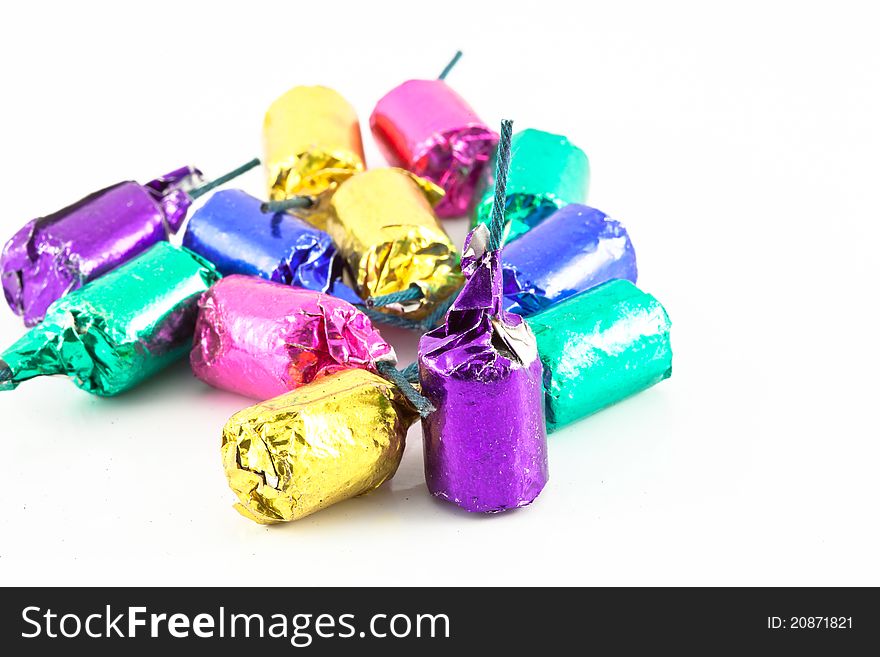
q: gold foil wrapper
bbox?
[222,368,419,524]
[326,167,464,321]
[263,85,366,228]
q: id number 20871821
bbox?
[768,617,853,630]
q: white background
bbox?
[1,0,877,586]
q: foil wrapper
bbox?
[473,129,590,244]
[502,204,637,316]
[191,275,395,400]
[222,368,419,524]
[1,166,202,326]
[327,168,463,321]
[182,189,351,298]
[0,242,219,396]
[371,79,498,217]
[528,279,672,431]
[418,225,549,513]
[263,85,365,226]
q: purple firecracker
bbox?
[418,224,549,513]
[1,166,202,326]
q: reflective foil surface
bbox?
[472,129,590,243]
[502,204,637,316]
[418,225,549,513]
[222,368,419,524]
[1,166,202,326]
[182,189,342,295]
[371,80,498,217]
[144,165,204,232]
[0,242,219,396]
[263,85,365,220]
[328,168,463,321]
[528,279,672,431]
[191,275,395,400]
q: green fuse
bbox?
[527,279,672,432]
[0,242,219,396]
[472,128,590,244]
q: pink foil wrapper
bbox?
[190,275,395,400]
[370,79,498,218]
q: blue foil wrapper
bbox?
[502,204,637,316]
[182,189,357,301]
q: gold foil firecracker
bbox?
[222,368,419,524]
[263,86,366,229]
[326,167,464,322]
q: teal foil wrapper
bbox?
[0,242,219,396]
[472,129,589,244]
[527,279,672,432]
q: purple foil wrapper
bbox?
[418,225,549,513]
[191,275,395,400]
[1,166,202,326]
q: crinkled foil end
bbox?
[144,165,204,233]
[328,168,463,320]
[1,219,83,326]
[1,243,218,395]
[420,225,538,379]
[221,369,419,524]
[268,230,338,292]
[412,126,499,218]
[357,228,464,322]
[267,149,364,202]
[191,276,395,399]
[0,311,126,395]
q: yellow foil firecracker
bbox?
[263,85,366,228]
[326,167,464,322]
[222,368,419,524]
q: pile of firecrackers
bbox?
[0,55,671,522]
